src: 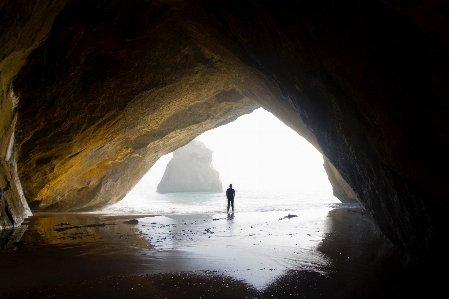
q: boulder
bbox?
[157,140,223,193]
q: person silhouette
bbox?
[226,184,235,213]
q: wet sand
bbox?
[0,209,443,298]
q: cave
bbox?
[1,0,448,282]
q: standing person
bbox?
[226,184,235,213]
[0,181,11,203]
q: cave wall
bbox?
[11,0,272,210]
[323,157,358,203]
[0,0,447,256]
[0,0,67,227]
[193,0,449,256]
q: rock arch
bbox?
[1,0,448,257]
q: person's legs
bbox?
[227,199,230,213]
[231,199,234,212]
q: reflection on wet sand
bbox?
[22,213,153,252]
[0,209,442,298]
[0,223,28,249]
[263,209,408,298]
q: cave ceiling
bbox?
[1,0,448,257]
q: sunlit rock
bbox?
[157,140,223,193]
[323,158,358,203]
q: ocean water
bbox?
[101,188,359,215]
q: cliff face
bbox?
[0,0,65,227]
[0,0,448,257]
[323,157,358,204]
[157,140,222,193]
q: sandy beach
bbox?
[0,208,442,298]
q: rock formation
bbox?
[323,157,358,203]
[0,0,448,258]
[157,140,222,193]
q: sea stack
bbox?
[157,140,223,193]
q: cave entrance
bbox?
[103,108,340,214]
[98,108,349,284]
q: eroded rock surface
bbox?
[157,140,222,193]
[0,0,447,258]
[0,0,65,227]
[323,157,358,203]
[12,0,262,211]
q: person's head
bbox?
[229,184,232,188]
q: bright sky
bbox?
[132,108,333,196]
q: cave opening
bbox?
[91,107,359,289]
[102,108,343,215]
